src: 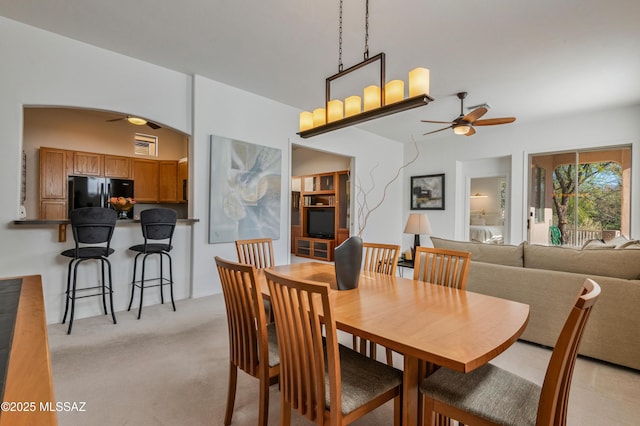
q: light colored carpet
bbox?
[47,294,393,425]
[48,294,640,425]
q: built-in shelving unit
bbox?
[291,170,349,261]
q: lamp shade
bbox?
[312,108,326,126]
[344,95,362,117]
[127,116,147,126]
[299,111,313,131]
[385,80,405,104]
[453,124,471,135]
[363,85,381,111]
[409,67,430,96]
[327,99,344,122]
[404,213,432,235]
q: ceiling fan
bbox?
[106,115,162,130]
[421,92,515,136]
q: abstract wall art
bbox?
[209,135,282,243]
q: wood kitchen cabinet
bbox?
[131,159,159,202]
[104,155,131,178]
[39,147,67,219]
[73,151,103,176]
[158,161,177,202]
[177,160,188,202]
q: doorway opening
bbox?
[290,144,354,260]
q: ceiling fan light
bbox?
[127,116,147,126]
[453,124,471,135]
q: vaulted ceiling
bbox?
[1,0,639,142]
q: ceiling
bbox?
[2,0,639,143]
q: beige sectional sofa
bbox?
[431,237,640,371]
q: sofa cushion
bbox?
[523,242,640,280]
[430,237,524,267]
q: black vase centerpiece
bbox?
[334,236,363,290]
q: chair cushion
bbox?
[61,246,115,259]
[420,363,540,426]
[326,344,402,415]
[266,322,280,368]
[128,243,173,253]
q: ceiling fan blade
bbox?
[146,121,162,130]
[462,107,488,123]
[106,117,124,122]
[423,126,452,136]
[420,119,456,124]
[464,126,476,136]
[474,117,516,126]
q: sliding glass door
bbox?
[528,146,631,246]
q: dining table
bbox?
[264,262,530,426]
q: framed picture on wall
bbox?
[411,174,445,210]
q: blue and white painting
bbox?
[209,135,281,243]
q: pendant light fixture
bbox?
[297,0,434,138]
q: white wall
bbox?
[0,17,407,322]
[190,76,406,297]
[403,106,640,247]
[0,17,194,323]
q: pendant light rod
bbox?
[297,94,433,138]
[297,0,433,138]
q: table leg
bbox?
[403,355,420,426]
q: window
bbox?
[528,146,631,246]
[135,133,158,156]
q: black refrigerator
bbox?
[68,176,135,218]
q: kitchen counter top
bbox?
[12,218,199,225]
[11,218,199,242]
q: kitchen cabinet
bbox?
[73,151,103,176]
[158,161,177,202]
[40,200,67,220]
[131,159,159,202]
[104,155,131,179]
[39,147,188,218]
[39,147,67,219]
[177,160,188,201]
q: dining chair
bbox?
[235,237,275,269]
[419,278,601,426]
[354,242,401,365]
[235,237,276,322]
[264,269,403,425]
[215,257,280,426]
[412,246,472,290]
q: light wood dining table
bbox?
[264,262,530,426]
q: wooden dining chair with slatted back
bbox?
[413,246,472,290]
[235,237,275,269]
[215,256,280,426]
[420,278,601,426]
[354,242,401,365]
[235,237,276,321]
[264,269,403,426]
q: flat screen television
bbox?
[307,208,335,239]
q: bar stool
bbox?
[127,208,177,319]
[61,207,118,334]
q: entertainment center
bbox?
[291,170,349,261]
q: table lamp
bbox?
[404,213,432,259]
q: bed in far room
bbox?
[469,211,504,244]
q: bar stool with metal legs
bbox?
[61,207,118,335]
[127,208,177,319]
